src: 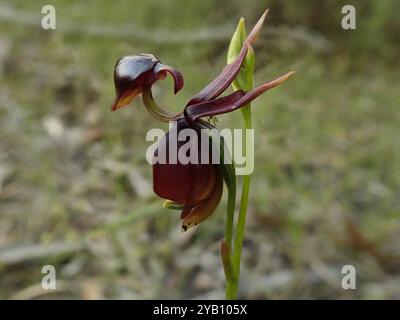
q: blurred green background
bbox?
[0,0,399,299]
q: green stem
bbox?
[224,188,235,254]
[196,119,237,298]
[230,105,252,299]
[226,278,238,300]
[224,189,236,299]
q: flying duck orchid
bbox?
[111,10,294,232]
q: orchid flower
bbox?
[111,10,294,232]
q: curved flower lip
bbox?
[111,54,184,111]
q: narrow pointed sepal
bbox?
[185,71,295,122]
[186,10,269,106]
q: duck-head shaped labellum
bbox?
[111,10,294,231]
[111,54,184,111]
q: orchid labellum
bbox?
[111,10,294,231]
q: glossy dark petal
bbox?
[186,9,268,106]
[152,119,217,205]
[115,54,159,83]
[152,120,192,204]
[184,90,245,121]
[185,46,248,106]
[185,71,295,122]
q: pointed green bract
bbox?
[227,18,255,92]
[227,18,246,65]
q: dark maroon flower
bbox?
[152,118,223,231]
[111,10,294,231]
[111,54,184,111]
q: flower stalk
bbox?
[223,15,255,300]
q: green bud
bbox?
[227,18,246,65]
[227,17,255,92]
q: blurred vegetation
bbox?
[0,0,399,299]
